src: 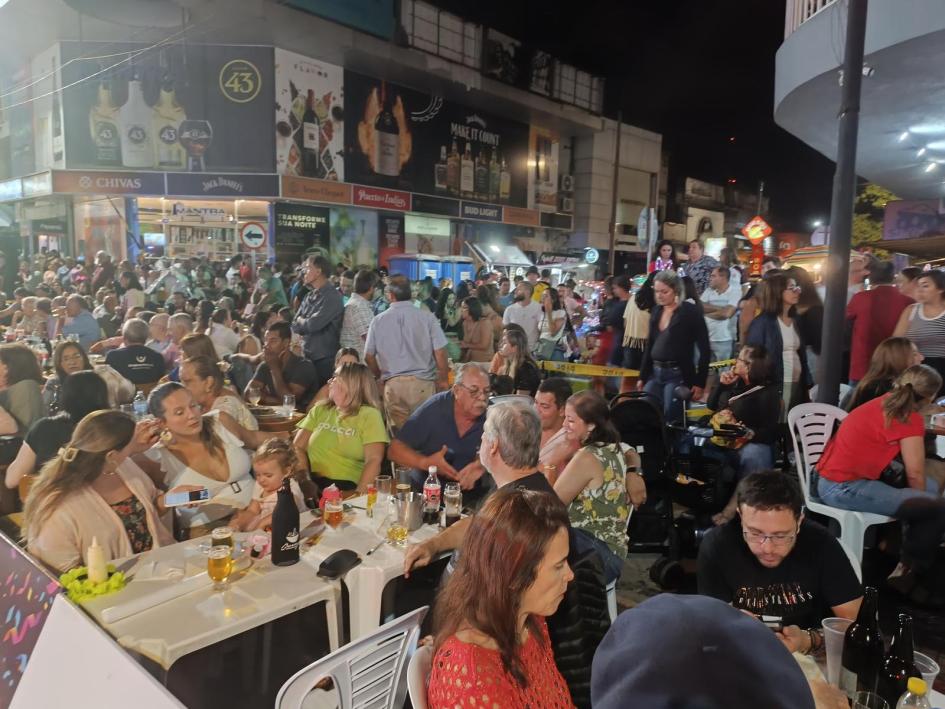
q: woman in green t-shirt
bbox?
[293,362,389,492]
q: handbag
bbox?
[534,313,563,360]
[879,458,907,488]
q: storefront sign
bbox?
[53,169,166,195]
[344,70,530,208]
[0,178,22,201]
[379,213,405,268]
[165,172,279,197]
[274,50,345,181]
[33,218,67,235]
[461,201,502,222]
[352,185,410,211]
[502,206,540,226]
[280,176,351,204]
[741,215,772,244]
[240,221,268,249]
[273,202,330,262]
[540,211,573,230]
[410,194,460,218]
[404,214,450,238]
[60,42,275,173]
[22,172,53,198]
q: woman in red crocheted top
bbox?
[426,487,576,708]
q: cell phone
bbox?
[164,489,210,507]
[760,615,783,632]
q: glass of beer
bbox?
[443,483,462,528]
[208,546,233,591]
[324,498,343,531]
[211,526,234,549]
[375,475,393,506]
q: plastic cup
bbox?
[913,651,940,689]
[821,617,852,687]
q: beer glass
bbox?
[282,394,296,417]
[207,546,233,590]
[247,382,263,407]
[375,475,393,506]
[324,498,343,531]
[443,483,462,528]
[211,526,234,550]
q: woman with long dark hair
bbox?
[489,325,541,396]
[893,269,945,382]
[427,487,575,708]
[0,343,46,436]
[458,296,494,363]
[785,265,824,381]
[649,240,679,273]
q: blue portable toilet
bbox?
[388,254,442,281]
[440,256,475,286]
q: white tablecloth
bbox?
[299,498,444,641]
[82,535,342,670]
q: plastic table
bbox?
[82,535,342,672]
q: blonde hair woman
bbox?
[24,410,181,572]
[816,364,945,590]
[293,361,388,493]
[489,326,541,396]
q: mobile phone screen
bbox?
[165,489,210,507]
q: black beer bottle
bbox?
[878,613,921,705]
[840,586,885,697]
[271,478,300,566]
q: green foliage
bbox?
[852,183,897,255]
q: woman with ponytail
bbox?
[24,410,183,572]
[815,364,945,595]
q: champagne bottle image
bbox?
[51,60,63,164]
[289,80,304,133]
[89,74,121,166]
[840,586,885,698]
[152,77,186,169]
[489,149,500,202]
[373,81,400,177]
[475,148,489,200]
[271,478,300,566]
[302,89,320,177]
[119,70,154,168]
[446,138,460,196]
[878,614,921,705]
[460,141,474,197]
[499,154,511,203]
[435,145,448,192]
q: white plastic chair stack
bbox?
[406,644,433,709]
[788,403,892,565]
[275,606,427,709]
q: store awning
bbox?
[874,235,945,259]
[467,242,533,268]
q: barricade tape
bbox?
[538,358,736,378]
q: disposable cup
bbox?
[913,651,940,689]
[821,617,852,687]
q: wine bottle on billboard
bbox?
[499,154,511,203]
[435,145,448,192]
[179,120,212,172]
[373,81,400,177]
[475,148,489,201]
[302,89,320,176]
[878,614,921,705]
[460,141,474,198]
[89,69,121,166]
[119,66,155,168]
[840,586,885,698]
[289,80,304,134]
[489,149,500,202]
[447,138,460,196]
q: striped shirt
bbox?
[905,303,945,357]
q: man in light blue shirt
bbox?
[365,274,449,431]
[59,294,102,351]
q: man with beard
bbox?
[502,280,543,350]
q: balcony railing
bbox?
[784,0,838,38]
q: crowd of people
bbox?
[1,241,944,709]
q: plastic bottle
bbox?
[133,390,148,420]
[423,466,441,525]
[896,677,931,709]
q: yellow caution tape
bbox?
[539,358,736,378]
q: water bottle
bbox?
[423,466,441,525]
[132,390,148,420]
[896,677,931,709]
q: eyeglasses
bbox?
[786,283,802,292]
[457,383,492,399]
[741,526,798,547]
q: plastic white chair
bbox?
[406,644,433,709]
[787,403,892,565]
[275,606,427,709]
[838,536,863,583]
[808,383,852,408]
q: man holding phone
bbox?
[697,471,862,655]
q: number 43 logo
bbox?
[219,59,262,104]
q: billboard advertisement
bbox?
[344,70,530,208]
[528,125,559,213]
[60,42,275,173]
[330,206,377,269]
[273,202,330,264]
[378,213,404,269]
[274,49,344,181]
[883,199,945,241]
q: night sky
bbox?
[428,0,838,232]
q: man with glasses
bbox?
[697,471,862,655]
[388,363,490,505]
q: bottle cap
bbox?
[907,677,927,695]
[428,466,437,474]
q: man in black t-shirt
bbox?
[104,318,166,385]
[698,471,862,655]
[247,321,317,409]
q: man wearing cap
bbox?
[697,471,862,655]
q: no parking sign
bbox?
[240,221,267,250]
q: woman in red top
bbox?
[815,364,945,594]
[426,487,576,709]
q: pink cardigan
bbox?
[28,459,174,573]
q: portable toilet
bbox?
[441,256,475,286]
[388,254,442,281]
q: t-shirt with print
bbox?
[697,518,861,629]
[816,394,925,483]
[296,403,389,485]
[105,344,167,384]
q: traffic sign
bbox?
[741,215,772,244]
[240,221,267,249]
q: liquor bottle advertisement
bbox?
[274,49,344,181]
[329,206,378,269]
[273,202,331,265]
[528,125,560,213]
[378,213,405,269]
[60,41,275,173]
[344,70,530,208]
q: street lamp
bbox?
[812,220,823,228]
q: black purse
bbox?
[878,458,908,489]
